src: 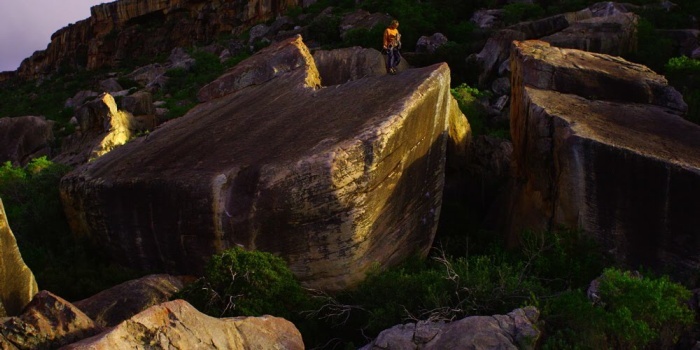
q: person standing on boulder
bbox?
[383,20,402,75]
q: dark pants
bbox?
[386,47,401,72]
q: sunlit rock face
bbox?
[0,291,100,349]
[13,0,304,79]
[0,199,39,317]
[61,300,304,350]
[53,93,146,166]
[508,40,700,275]
[60,36,469,291]
[0,116,54,166]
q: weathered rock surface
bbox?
[198,35,319,102]
[53,93,147,166]
[313,46,387,86]
[73,274,186,327]
[12,0,307,79]
[0,291,100,349]
[61,300,304,350]
[361,307,540,350]
[60,36,469,291]
[541,12,638,57]
[474,4,643,86]
[507,40,700,275]
[0,116,54,166]
[0,199,38,317]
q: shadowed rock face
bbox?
[508,40,700,275]
[0,199,38,317]
[73,274,186,328]
[61,300,303,350]
[361,307,540,350]
[0,116,54,166]
[313,47,387,86]
[60,36,469,291]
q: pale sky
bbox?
[0,0,107,72]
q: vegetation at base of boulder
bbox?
[665,56,700,124]
[450,83,510,139]
[157,50,250,120]
[624,18,674,73]
[542,269,694,349]
[0,157,139,300]
[176,246,313,320]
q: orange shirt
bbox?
[383,27,399,48]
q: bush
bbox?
[542,268,694,349]
[449,83,508,138]
[665,56,700,124]
[503,3,546,25]
[177,246,311,319]
[0,157,138,300]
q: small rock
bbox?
[415,33,449,54]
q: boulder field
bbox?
[507,40,700,275]
[60,35,470,291]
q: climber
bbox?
[383,19,402,75]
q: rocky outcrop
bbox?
[53,93,150,166]
[197,36,320,102]
[73,274,186,327]
[361,307,540,350]
[507,40,700,275]
[0,116,54,166]
[541,12,638,57]
[0,291,100,349]
[12,0,307,80]
[0,199,38,317]
[60,36,469,291]
[475,4,642,87]
[61,300,304,349]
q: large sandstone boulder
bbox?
[0,291,100,349]
[0,199,38,317]
[541,12,638,56]
[507,40,700,275]
[61,300,304,349]
[0,116,54,166]
[60,36,469,291]
[361,307,540,350]
[53,93,146,166]
[73,274,186,327]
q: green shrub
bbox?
[450,83,506,138]
[625,18,673,73]
[665,56,700,124]
[542,268,694,349]
[0,157,138,300]
[177,246,311,319]
[503,3,546,25]
[307,14,342,46]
